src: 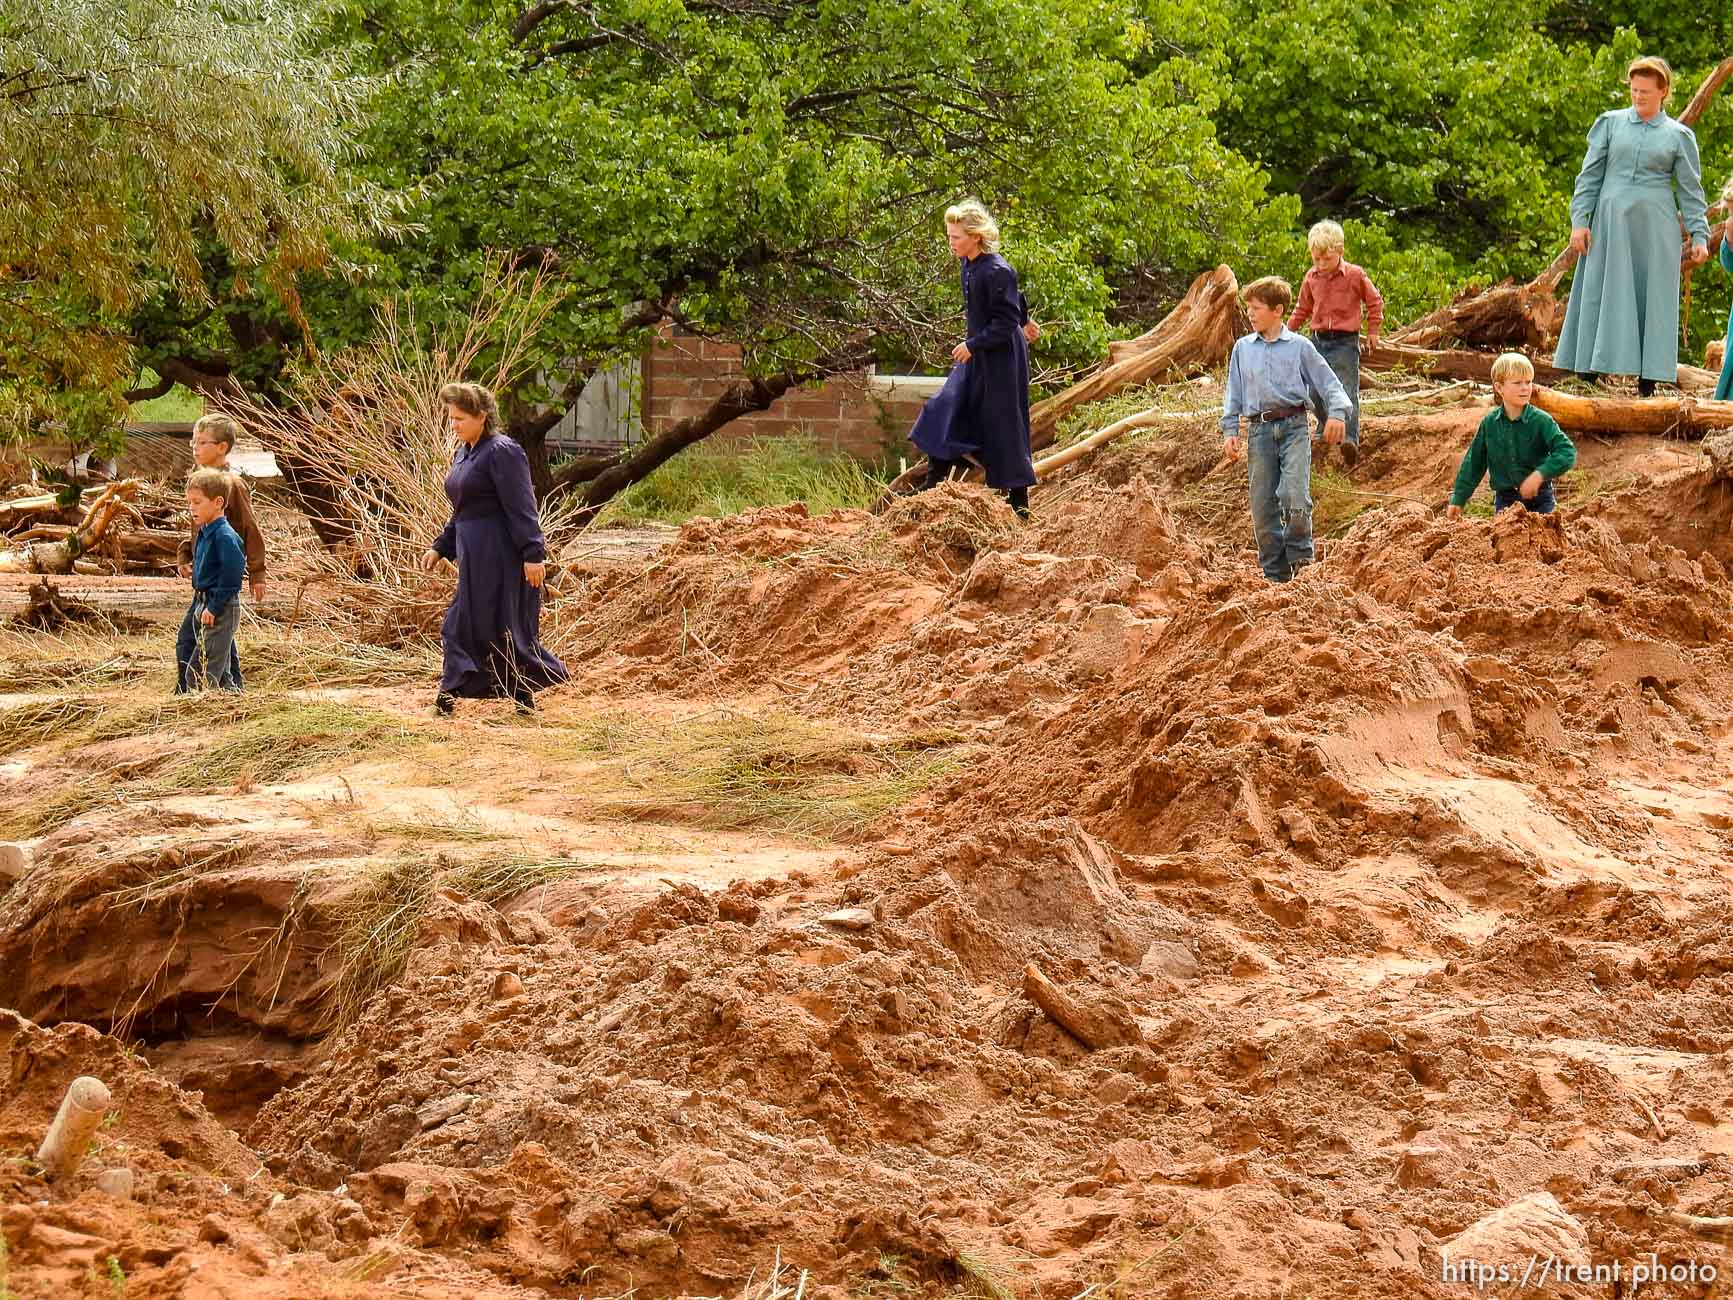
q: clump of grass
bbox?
[954,1250,1017,1300]
[326,848,606,1026]
[0,696,113,756]
[245,632,441,690]
[593,434,887,527]
[0,627,155,693]
[1,693,428,836]
[155,698,419,791]
[3,776,123,839]
[1311,465,1377,537]
[540,707,958,841]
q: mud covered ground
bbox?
[2,394,1732,1298]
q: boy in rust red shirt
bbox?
[1288,220,1383,467]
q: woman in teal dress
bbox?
[1555,56,1710,397]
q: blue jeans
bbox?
[1247,414,1313,582]
[175,596,243,692]
[1310,333,1361,446]
[1493,482,1556,515]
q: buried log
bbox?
[0,480,142,574]
[36,1075,111,1181]
[1653,1209,1733,1245]
[1021,962,1144,1050]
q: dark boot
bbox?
[433,691,455,718]
[1638,376,1658,398]
[1006,486,1030,520]
[923,458,960,490]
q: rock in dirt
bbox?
[1445,1192,1589,1274]
[819,907,875,930]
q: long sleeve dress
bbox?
[908,252,1035,489]
[1716,240,1733,400]
[429,432,568,699]
[1554,107,1710,383]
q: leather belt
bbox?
[1252,405,1306,423]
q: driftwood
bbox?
[0,481,141,574]
[882,266,1247,498]
[1528,385,1733,437]
[1363,342,1717,393]
[1021,962,1144,1050]
[1389,278,1563,352]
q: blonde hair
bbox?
[187,468,231,502]
[943,199,1001,254]
[437,381,500,436]
[192,413,242,450]
[1626,56,1673,94]
[1306,220,1346,255]
[1242,275,1294,313]
[1490,352,1535,384]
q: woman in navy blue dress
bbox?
[909,199,1039,516]
[419,382,567,715]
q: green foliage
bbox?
[594,435,887,525]
[0,0,390,446]
[290,0,1292,401]
[127,371,204,424]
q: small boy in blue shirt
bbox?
[176,468,246,692]
[1221,275,1352,582]
[1447,353,1577,518]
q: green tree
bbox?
[144,0,1296,501]
[0,0,391,449]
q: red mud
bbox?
[4,426,1733,1298]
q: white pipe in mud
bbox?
[36,1076,111,1181]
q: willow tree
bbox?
[0,0,393,448]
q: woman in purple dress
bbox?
[909,198,1039,517]
[419,382,568,715]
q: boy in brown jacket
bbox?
[176,414,266,687]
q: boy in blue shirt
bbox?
[1221,275,1352,582]
[1447,353,1577,518]
[176,468,247,692]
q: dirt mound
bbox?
[0,1010,538,1298]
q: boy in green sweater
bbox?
[1448,353,1577,518]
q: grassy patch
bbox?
[1311,466,1378,537]
[537,707,960,841]
[0,692,427,836]
[127,369,203,423]
[592,434,887,526]
[326,848,607,1025]
[0,629,156,694]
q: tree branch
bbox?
[511,0,576,43]
[556,338,874,516]
[122,372,174,403]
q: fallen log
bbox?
[881,266,1246,499]
[0,481,141,574]
[1363,343,1716,393]
[1528,386,1733,437]
[1021,962,1144,1050]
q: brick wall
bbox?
[642,328,932,462]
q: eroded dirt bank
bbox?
[3,427,1733,1298]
